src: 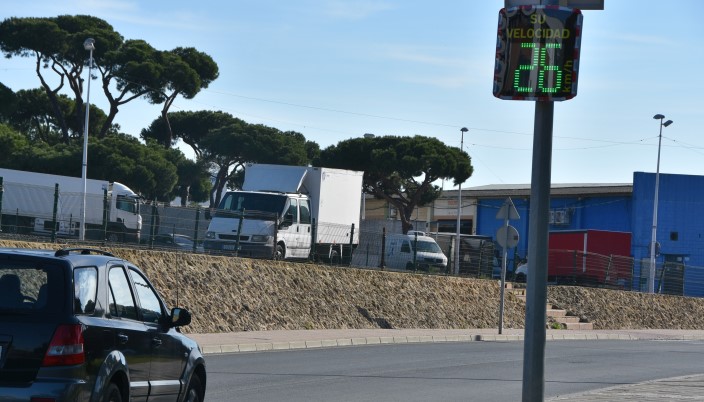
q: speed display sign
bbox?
[493,6,583,101]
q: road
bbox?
[204,340,704,401]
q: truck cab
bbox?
[203,191,312,260]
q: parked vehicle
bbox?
[515,259,529,282]
[513,230,632,285]
[432,233,497,277]
[0,247,205,401]
[144,233,203,252]
[0,168,142,242]
[384,231,448,272]
[204,163,364,263]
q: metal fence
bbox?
[1,179,703,297]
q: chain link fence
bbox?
[2,179,703,297]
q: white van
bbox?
[384,232,448,272]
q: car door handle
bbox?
[152,337,162,347]
[117,333,129,344]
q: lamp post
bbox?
[80,38,95,241]
[455,127,468,275]
[649,114,673,293]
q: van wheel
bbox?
[406,262,415,271]
[515,273,526,283]
[103,383,122,402]
[274,244,285,260]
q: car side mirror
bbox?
[170,307,192,327]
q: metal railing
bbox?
[2,179,703,297]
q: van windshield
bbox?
[413,240,443,254]
[216,192,287,219]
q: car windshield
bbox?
[413,240,443,254]
[0,262,64,314]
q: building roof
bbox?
[448,183,633,198]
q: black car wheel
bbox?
[103,383,122,402]
[185,374,203,402]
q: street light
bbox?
[80,38,95,241]
[455,127,468,275]
[649,114,673,293]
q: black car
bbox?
[144,234,204,253]
[0,247,205,401]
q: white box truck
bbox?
[0,168,142,242]
[203,163,364,263]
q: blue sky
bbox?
[1,1,701,189]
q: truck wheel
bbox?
[274,244,285,260]
[106,231,122,243]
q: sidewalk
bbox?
[189,328,704,401]
[188,328,704,355]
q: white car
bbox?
[515,261,528,282]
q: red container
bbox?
[548,230,632,286]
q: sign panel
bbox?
[496,225,519,249]
[493,6,583,101]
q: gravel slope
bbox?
[3,241,702,333]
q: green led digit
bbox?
[538,43,562,93]
[513,42,539,93]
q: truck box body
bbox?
[205,164,363,262]
[548,229,632,285]
[0,168,141,241]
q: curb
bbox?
[198,332,694,355]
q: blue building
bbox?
[460,172,704,297]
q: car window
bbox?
[129,268,163,324]
[0,264,62,313]
[74,267,97,314]
[401,241,411,253]
[108,266,138,320]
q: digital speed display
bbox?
[493,6,583,101]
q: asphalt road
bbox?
[204,340,704,401]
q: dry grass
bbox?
[3,240,702,333]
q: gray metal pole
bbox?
[522,100,554,402]
[80,43,94,241]
[455,128,466,275]
[0,177,3,232]
[649,119,663,294]
[499,214,509,334]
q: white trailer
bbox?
[204,163,363,263]
[0,168,142,242]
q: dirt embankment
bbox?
[4,241,704,333]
